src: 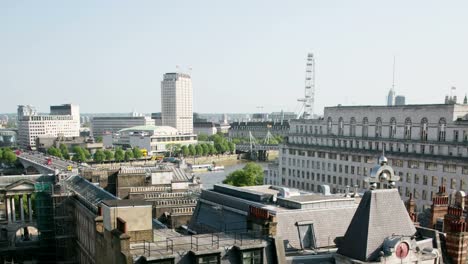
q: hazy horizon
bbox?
[2,1,468,114]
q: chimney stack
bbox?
[430,185,449,230]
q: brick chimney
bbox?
[430,185,449,229]
[444,191,468,264]
[405,193,419,226]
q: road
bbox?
[18,151,82,172]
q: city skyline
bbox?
[2,1,468,114]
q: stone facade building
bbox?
[266,104,468,209]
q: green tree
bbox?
[208,144,217,155]
[124,149,134,161]
[94,150,106,163]
[195,145,203,156]
[223,162,264,187]
[83,148,91,159]
[201,144,210,156]
[0,148,3,160]
[133,147,143,159]
[181,145,189,157]
[72,146,86,162]
[188,145,196,156]
[228,142,236,153]
[1,149,17,164]
[104,150,114,161]
[197,134,209,141]
[95,136,103,143]
[59,144,70,160]
[114,148,124,162]
[47,147,62,158]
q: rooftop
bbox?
[101,199,151,208]
[119,125,178,135]
[65,175,118,213]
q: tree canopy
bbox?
[47,147,62,158]
[133,147,143,159]
[104,150,114,161]
[94,150,106,163]
[114,148,124,162]
[0,148,17,164]
[71,146,87,162]
[222,162,264,187]
[124,149,134,161]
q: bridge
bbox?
[235,144,279,152]
[234,131,279,161]
[17,151,83,175]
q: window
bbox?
[338,117,344,136]
[197,254,220,264]
[451,178,457,189]
[296,222,317,249]
[443,164,457,173]
[242,249,263,264]
[408,160,419,169]
[414,174,420,184]
[420,118,428,141]
[392,159,404,167]
[327,117,332,135]
[350,117,356,136]
[151,259,175,264]
[362,117,369,137]
[423,175,428,185]
[406,173,412,183]
[454,130,459,142]
[404,118,412,139]
[425,162,438,171]
[375,118,382,138]
[438,118,446,142]
[432,176,438,187]
[463,166,468,175]
[389,118,397,138]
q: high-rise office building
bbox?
[161,73,193,134]
[17,104,80,149]
[386,88,396,106]
[395,95,406,105]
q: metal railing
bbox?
[132,227,268,257]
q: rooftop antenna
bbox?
[391,56,396,92]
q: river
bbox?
[195,161,269,189]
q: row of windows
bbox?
[295,117,468,142]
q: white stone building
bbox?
[161,73,193,134]
[17,104,80,149]
[106,125,197,155]
[265,103,468,210]
[91,116,155,136]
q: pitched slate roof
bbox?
[337,189,417,262]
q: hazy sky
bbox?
[2,1,468,114]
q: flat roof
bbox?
[101,199,151,207]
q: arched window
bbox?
[404,118,412,140]
[389,118,397,139]
[420,118,428,141]
[338,117,344,136]
[350,117,356,137]
[438,118,447,142]
[375,117,382,138]
[362,117,369,137]
[327,117,332,135]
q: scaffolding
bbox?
[34,182,56,261]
